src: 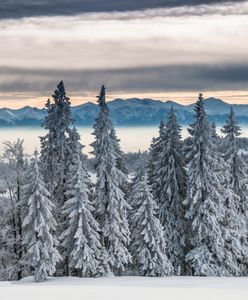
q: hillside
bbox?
[0,97,248,126]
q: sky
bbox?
[0,0,248,108]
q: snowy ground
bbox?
[1,276,248,300]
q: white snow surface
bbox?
[1,276,248,300]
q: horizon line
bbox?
[0,94,248,110]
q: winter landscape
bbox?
[1,0,248,299]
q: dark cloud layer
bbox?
[0,64,247,95]
[0,0,242,19]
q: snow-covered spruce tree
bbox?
[60,127,103,277]
[147,120,165,194]
[211,122,220,140]
[129,167,172,276]
[91,85,131,275]
[40,81,73,209]
[22,152,61,282]
[110,127,129,199]
[220,179,247,276]
[211,122,225,157]
[221,108,248,212]
[40,81,74,275]
[221,108,248,274]
[0,186,17,280]
[39,98,57,191]
[110,128,128,175]
[184,93,241,276]
[155,107,187,274]
[1,139,27,280]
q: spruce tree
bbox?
[40,81,74,275]
[184,94,235,276]
[156,107,186,274]
[110,128,128,175]
[0,188,18,280]
[22,153,61,282]
[91,85,131,274]
[221,108,248,274]
[39,98,57,191]
[147,120,165,194]
[40,81,73,210]
[221,108,247,207]
[211,122,219,140]
[110,128,129,197]
[129,167,172,276]
[60,128,103,277]
[2,139,26,280]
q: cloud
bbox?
[0,1,248,104]
[0,0,244,19]
[0,64,248,97]
[0,10,248,71]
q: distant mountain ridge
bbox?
[1,97,248,127]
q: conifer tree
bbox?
[221,108,248,274]
[40,81,74,275]
[155,107,186,274]
[129,167,172,276]
[39,98,57,191]
[211,122,219,140]
[110,128,128,175]
[0,188,18,280]
[40,81,73,210]
[184,94,242,276]
[221,108,247,208]
[2,139,26,280]
[60,128,103,277]
[110,128,129,196]
[22,153,61,282]
[147,120,165,194]
[91,85,131,274]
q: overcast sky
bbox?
[0,0,248,107]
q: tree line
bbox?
[0,82,247,281]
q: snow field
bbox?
[2,276,248,300]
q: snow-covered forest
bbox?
[0,81,248,282]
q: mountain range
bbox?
[1,97,248,127]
